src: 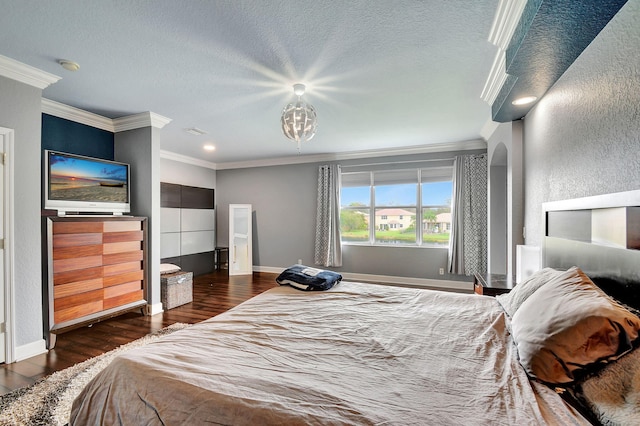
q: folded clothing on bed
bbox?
[276,264,342,291]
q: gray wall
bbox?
[488,158,507,273]
[217,163,317,268]
[523,0,640,248]
[115,127,161,307]
[160,157,216,189]
[0,76,44,347]
[217,149,484,280]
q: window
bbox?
[421,175,453,246]
[340,163,453,247]
[340,182,370,243]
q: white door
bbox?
[229,204,252,275]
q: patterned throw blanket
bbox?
[578,347,640,425]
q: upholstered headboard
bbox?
[542,190,640,310]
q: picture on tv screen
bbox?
[48,152,129,203]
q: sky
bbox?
[341,181,452,207]
[50,153,127,181]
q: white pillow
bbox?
[496,267,562,317]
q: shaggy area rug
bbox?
[0,323,190,426]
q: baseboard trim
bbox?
[147,302,164,316]
[252,266,473,292]
[253,266,283,274]
[15,339,47,362]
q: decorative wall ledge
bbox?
[484,0,628,122]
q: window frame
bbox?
[340,165,452,248]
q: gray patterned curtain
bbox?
[448,154,487,275]
[314,164,342,267]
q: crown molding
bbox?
[160,150,217,170]
[42,99,173,133]
[0,54,61,89]
[215,139,487,170]
[488,0,527,50]
[42,98,115,131]
[480,51,508,104]
[113,112,172,132]
[481,0,526,104]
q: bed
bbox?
[70,192,640,425]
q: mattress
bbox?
[70,281,589,425]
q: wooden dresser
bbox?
[44,216,147,347]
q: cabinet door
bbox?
[229,204,252,275]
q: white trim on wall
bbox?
[41,99,172,133]
[0,127,15,363]
[0,54,60,89]
[160,150,217,170]
[161,140,488,172]
[147,302,164,316]
[42,98,114,132]
[214,139,488,170]
[15,339,47,362]
[481,0,527,104]
[113,112,172,131]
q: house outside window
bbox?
[340,163,453,247]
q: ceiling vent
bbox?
[185,127,207,136]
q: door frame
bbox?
[0,127,15,363]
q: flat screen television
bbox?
[44,150,131,215]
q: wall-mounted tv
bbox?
[44,150,131,215]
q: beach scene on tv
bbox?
[49,153,128,203]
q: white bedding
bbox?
[70,282,589,425]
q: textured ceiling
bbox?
[0,0,499,165]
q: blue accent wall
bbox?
[41,113,114,160]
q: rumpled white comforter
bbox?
[70,282,589,425]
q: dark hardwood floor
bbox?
[0,269,278,396]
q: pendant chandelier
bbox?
[281,83,317,152]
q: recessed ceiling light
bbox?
[512,96,538,106]
[58,59,80,72]
[203,144,215,151]
[185,127,207,136]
